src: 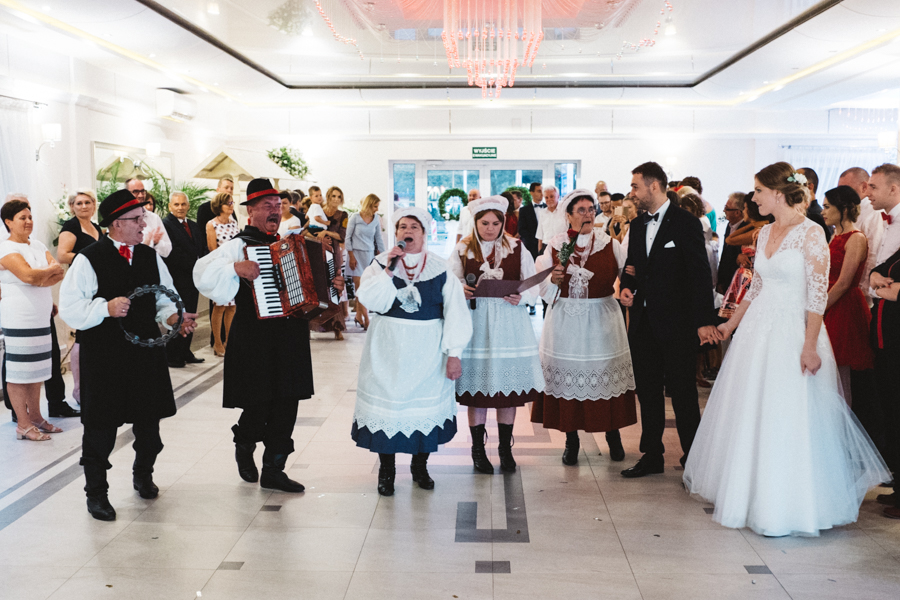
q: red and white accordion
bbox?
[243,234,343,320]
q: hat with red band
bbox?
[241,178,280,206]
[98,189,150,227]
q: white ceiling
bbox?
[1,0,899,110]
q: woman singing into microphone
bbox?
[534,189,637,465]
[351,207,472,496]
[449,195,545,474]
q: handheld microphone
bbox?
[387,240,407,272]
[465,273,477,310]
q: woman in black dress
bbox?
[57,189,102,406]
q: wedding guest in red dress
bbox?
[502,191,520,238]
[822,185,874,406]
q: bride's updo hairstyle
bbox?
[755,161,810,207]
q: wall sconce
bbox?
[35,123,62,162]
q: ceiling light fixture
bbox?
[442,0,544,98]
[617,1,675,59]
[207,2,219,15]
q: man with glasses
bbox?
[60,189,198,521]
[717,192,747,295]
[595,191,613,230]
[125,178,172,257]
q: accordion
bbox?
[243,234,343,320]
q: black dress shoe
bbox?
[86,496,116,521]
[168,360,186,368]
[606,430,625,462]
[185,355,205,364]
[133,475,159,499]
[260,471,305,493]
[876,492,897,506]
[48,402,81,418]
[621,459,665,478]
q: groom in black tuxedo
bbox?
[620,162,719,477]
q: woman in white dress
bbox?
[684,162,889,537]
[449,195,544,474]
[205,192,239,356]
[352,207,472,496]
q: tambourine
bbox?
[118,284,184,347]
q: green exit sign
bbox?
[472,147,497,159]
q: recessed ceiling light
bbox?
[207,2,220,15]
[41,5,50,12]
[214,82,219,86]
[877,28,887,32]
[763,81,769,84]
[149,53,156,58]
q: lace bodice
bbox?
[746,219,829,315]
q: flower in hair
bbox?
[787,172,808,185]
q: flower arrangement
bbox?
[48,185,70,247]
[557,228,580,267]
[267,146,310,180]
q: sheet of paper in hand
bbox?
[472,266,556,298]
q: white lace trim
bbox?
[352,409,457,439]
[456,358,545,396]
[542,357,635,401]
[373,250,450,283]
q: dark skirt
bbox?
[531,391,637,433]
[351,417,457,454]
[457,389,541,409]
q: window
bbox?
[427,169,479,220]
[555,163,577,196]
[393,163,416,208]
[490,169,544,195]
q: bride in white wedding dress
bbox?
[684,162,889,537]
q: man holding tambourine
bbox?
[60,189,198,521]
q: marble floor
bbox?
[1,323,899,600]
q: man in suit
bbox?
[798,167,831,242]
[619,161,719,478]
[162,192,208,368]
[716,191,747,295]
[196,177,235,233]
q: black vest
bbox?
[78,236,176,427]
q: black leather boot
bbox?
[133,453,159,499]
[469,424,494,474]
[562,431,580,466]
[84,465,115,521]
[235,442,259,483]
[260,450,305,493]
[377,453,396,496]
[605,429,625,462]
[410,453,434,489]
[497,423,516,473]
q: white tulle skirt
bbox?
[683,300,890,537]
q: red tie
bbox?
[183,220,193,239]
[883,213,893,225]
[118,245,132,261]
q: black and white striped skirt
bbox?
[3,326,52,384]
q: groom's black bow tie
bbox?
[644,212,660,224]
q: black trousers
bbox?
[3,319,66,411]
[874,346,900,491]
[80,420,163,496]
[166,284,198,362]
[630,314,701,464]
[232,401,299,455]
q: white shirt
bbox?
[142,210,172,258]
[857,197,885,304]
[457,205,474,239]
[594,212,611,229]
[59,241,179,331]
[278,215,303,236]
[645,200,671,256]
[870,202,900,298]
[0,238,53,329]
[306,203,328,228]
[535,207,568,244]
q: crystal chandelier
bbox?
[442,0,543,98]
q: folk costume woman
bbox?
[449,196,544,474]
[352,207,472,496]
[534,189,637,465]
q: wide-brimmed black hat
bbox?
[241,178,280,206]
[98,189,149,227]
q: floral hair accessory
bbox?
[787,172,808,186]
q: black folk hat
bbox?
[241,178,280,206]
[98,189,150,227]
